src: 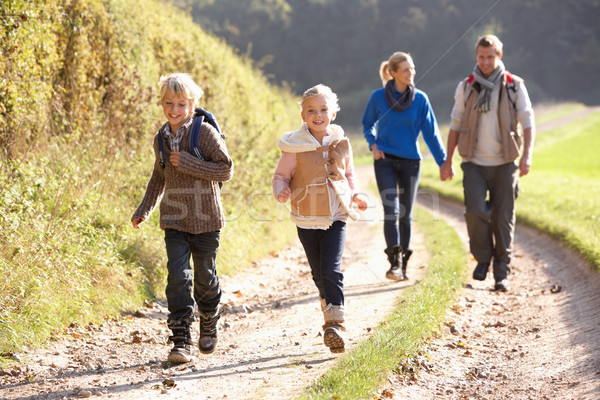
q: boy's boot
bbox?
[167,319,193,364]
[384,245,405,281]
[322,304,346,354]
[199,309,221,354]
[401,248,413,281]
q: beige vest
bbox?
[457,74,523,163]
[278,125,358,227]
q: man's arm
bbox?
[519,126,535,176]
[440,129,459,181]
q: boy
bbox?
[132,73,233,363]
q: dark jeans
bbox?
[374,156,421,250]
[297,221,346,306]
[461,162,518,280]
[164,229,221,322]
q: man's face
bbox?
[476,46,502,78]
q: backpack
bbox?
[465,71,519,110]
[155,107,225,187]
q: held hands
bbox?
[353,193,368,212]
[440,159,455,181]
[371,143,385,160]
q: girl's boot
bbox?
[322,304,346,353]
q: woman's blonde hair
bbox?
[379,52,413,86]
[299,83,340,113]
[158,73,204,108]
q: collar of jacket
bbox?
[278,123,345,153]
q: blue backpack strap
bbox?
[155,131,166,168]
[190,112,206,160]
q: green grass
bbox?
[419,107,600,271]
[298,206,467,399]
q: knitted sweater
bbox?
[132,117,233,234]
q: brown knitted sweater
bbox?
[132,117,234,234]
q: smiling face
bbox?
[301,95,336,136]
[390,59,415,91]
[161,89,194,132]
[476,45,502,78]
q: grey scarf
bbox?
[472,60,505,113]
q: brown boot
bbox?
[322,304,346,353]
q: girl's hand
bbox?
[132,217,145,229]
[277,188,291,203]
[353,194,368,211]
[170,151,181,167]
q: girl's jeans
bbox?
[297,220,346,306]
[373,156,421,250]
[164,228,221,323]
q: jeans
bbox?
[373,156,421,250]
[461,162,518,280]
[297,221,346,306]
[164,229,221,322]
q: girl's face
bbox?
[162,90,194,132]
[390,59,415,89]
[301,95,336,136]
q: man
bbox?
[440,34,535,292]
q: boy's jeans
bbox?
[164,229,221,323]
[297,220,346,306]
[373,156,421,250]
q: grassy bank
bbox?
[0,0,298,354]
[418,106,600,271]
[299,206,468,399]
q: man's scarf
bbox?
[472,60,505,113]
[384,79,415,111]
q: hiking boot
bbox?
[199,310,220,354]
[494,279,509,292]
[322,304,346,353]
[384,246,405,281]
[472,262,490,281]
[401,249,413,281]
[323,322,346,353]
[167,320,193,364]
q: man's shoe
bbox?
[472,262,490,281]
[494,279,509,292]
[199,311,220,354]
[167,321,193,364]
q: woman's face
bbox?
[390,59,415,89]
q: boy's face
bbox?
[301,95,336,136]
[162,90,194,133]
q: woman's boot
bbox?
[384,245,404,281]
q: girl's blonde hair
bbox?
[379,52,413,86]
[299,84,340,113]
[158,73,204,108]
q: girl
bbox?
[273,84,367,353]
[362,52,447,281]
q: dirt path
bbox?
[2,108,600,400]
[0,167,429,400]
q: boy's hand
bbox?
[353,193,368,211]
[277,188,291,203]
[132,217,145,229]
[170,151,181,167]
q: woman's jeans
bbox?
[374,156,421,250]
[297,220,346,306]
[164,229,221,323]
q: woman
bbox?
[362,52,447,281]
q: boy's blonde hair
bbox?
[299,84,340,113]
[379,52,413,86]
[475,34,503,56]
[158,73,204,108]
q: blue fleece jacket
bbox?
[362,87,446,166]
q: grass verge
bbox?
[298,205,467,399]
